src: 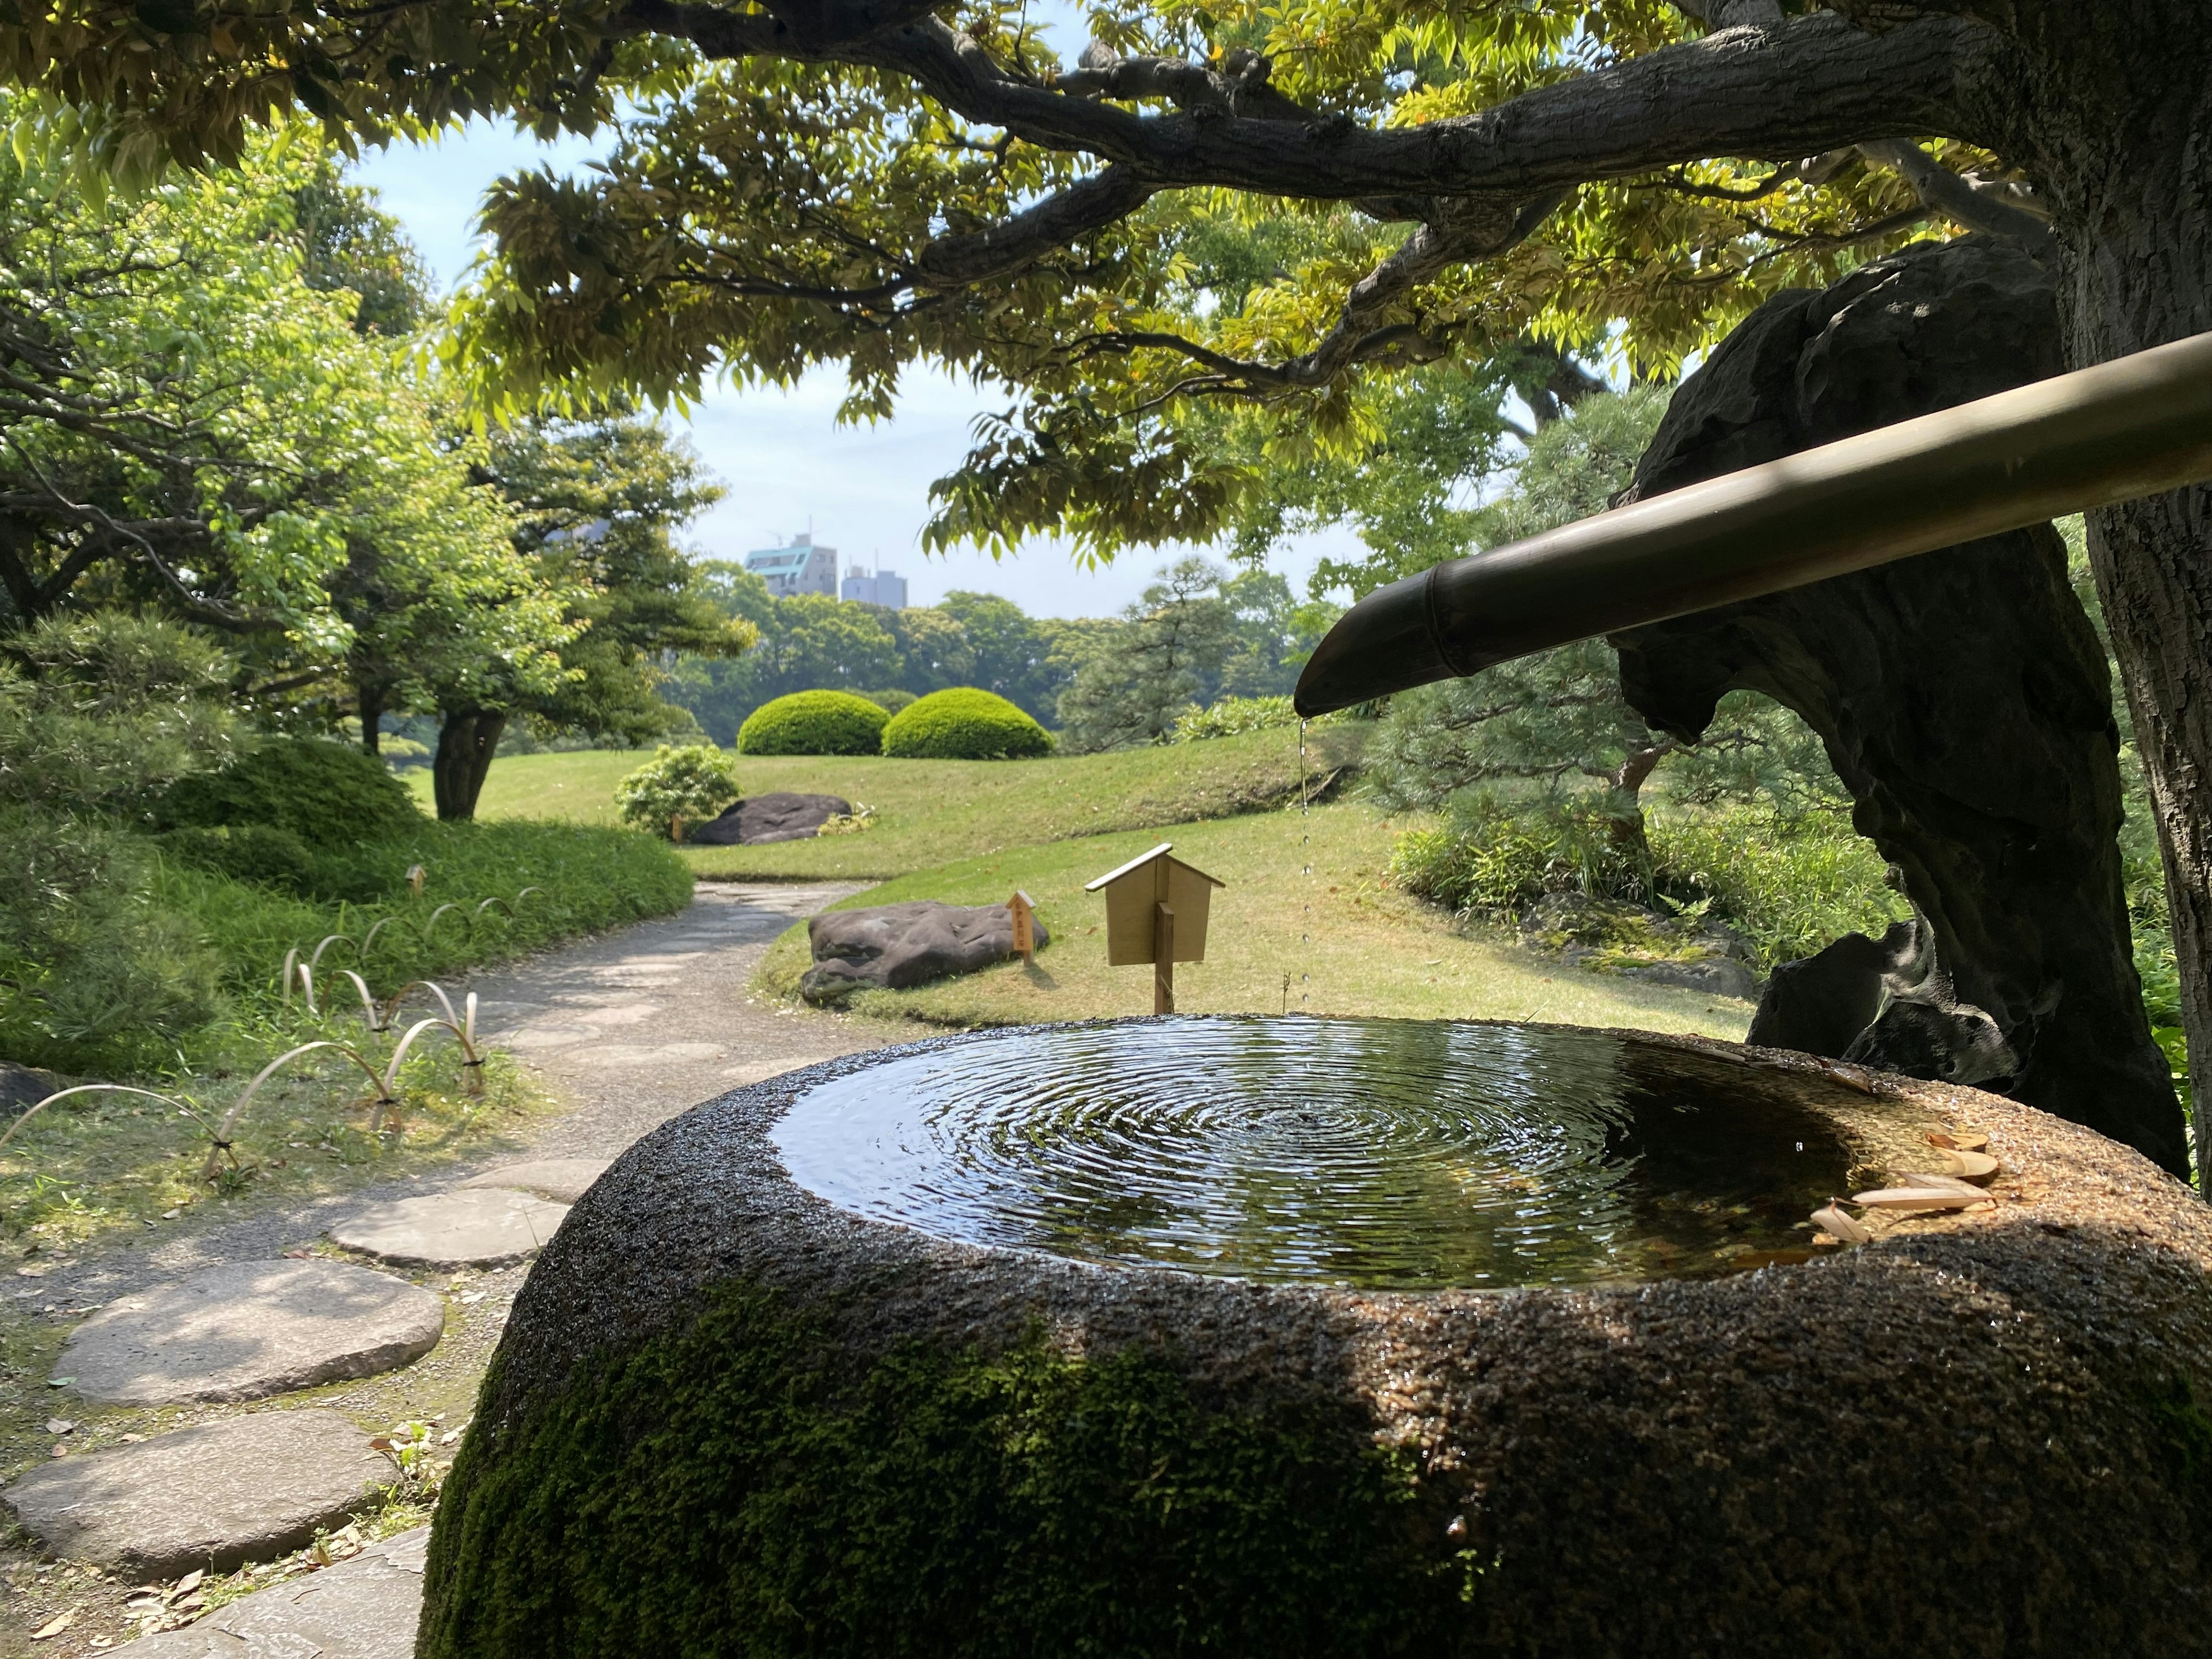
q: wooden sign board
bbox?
[1084,843,1224,965]
[1007,889,1037,962]
[1084,844,1226,1012]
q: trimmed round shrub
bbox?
[615,744,739,839]
[737,691,889,757]
[880,688,1052,760]
[154,736,422,846]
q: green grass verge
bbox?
[759,801,1753,1039]
[159,819,692,1005]
[424,725,1369,880]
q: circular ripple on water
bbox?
[772,1018,1869,1290]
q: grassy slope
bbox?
[759,801,1755,1039]
[425,724,1368,879]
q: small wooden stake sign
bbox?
[1007,890,1038,963]
[1083,843,1225,1014]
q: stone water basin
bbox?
[421,1018,2212,1657]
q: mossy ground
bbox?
[423,1281,1462,1658]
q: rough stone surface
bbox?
[1611,236,2184,1173]
[118,1525,428,1657]
[327,1191,570,1269]
[800,900,1050,1005]
[0,1059,61,1116]
[6,1410,385,1577]
[686,793,853,846]
[421,1024,2212,1658]
[458,1159,611,1205]
[60,1260,445,1405]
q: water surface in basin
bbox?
[773,1018,1899,1289]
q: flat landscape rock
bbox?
[687,792,852,846]
[328,1190,569,1269]
[459,1159,611,1205]
[62,1260,445,1405]
[801,900,1048,1005]
[6,1410,384,1577]
[118,1524,427,1657]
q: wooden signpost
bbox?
[1007,889,1038,964]
[1083,843,1225,1014]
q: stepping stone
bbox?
[6,1410,385,1578]
[118,1523,427,1656]
[328,1190,569,1269]
[62,1260,445,1405]
[459,1158,610,1205]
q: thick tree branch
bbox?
[631,8,2009,203]
[1857,137,2054,256]
[916,166,1155,286]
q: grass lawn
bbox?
[421,724,1368,880]
[759,800,1757,1040]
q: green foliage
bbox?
[665,584,1144,742]
[1390,798,1903,971]
[613,744,738,837]
[0,809,222,1074]
[422,1282,1442,1658]
[156,737,423,847]
[881,689,1051,761]
[476,411,751,749]
[1649,809,1908,969]
[0,611,234,814]
[865,689,918,715]
[0,111,563,734]
[158,823,318,893]
[1359,391,1846,824]
[1056,558,1235,754]
[158,820,692,1002]
[737,691,889,758]
[1171,695,1300,742]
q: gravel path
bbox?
[0,879,890,1657]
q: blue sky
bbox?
[351,103,1365,618]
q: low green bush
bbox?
[156,736,422,846]
[863,689,918,716]
[738,692,889,757]
[0,809,225,1076]
[1650,809,1906,968]
[1388,799,1904,971]
[881,688,1052,760]
[1171,696,1299,742]
[160,820,694,1001]
[159,824,319,893]
[614,745,740,839]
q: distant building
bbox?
[842,562,908,609]
[744,532,838,597]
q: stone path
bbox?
[0,880,884,1655]
[64,1262,444,1406]
[8,1411,388,1579]
[119,1527,429,1659]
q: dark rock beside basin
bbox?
[685,792,852,845]
[420,1022,2212,1658]
[799,899,1047,1004]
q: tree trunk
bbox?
[433,709,507,821]
[2029,20,2212,1175]
[1613,237,2187,1173]
[358,682,385,757]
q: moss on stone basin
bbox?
[421,1020,2212,1658]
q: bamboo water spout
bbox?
[1294,331,2212,715]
